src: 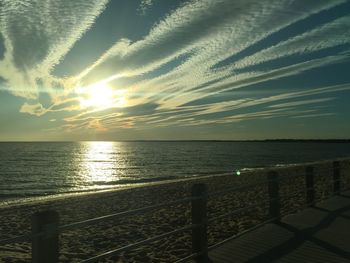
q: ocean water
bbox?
[1,141,350,202]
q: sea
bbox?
[1,141,350,205]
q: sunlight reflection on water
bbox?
[1,141,350,202]
[78,141,121,186]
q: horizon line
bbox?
[1,139,350,143]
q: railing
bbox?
[0,160,348,263]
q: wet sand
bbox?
[0,159,349,262]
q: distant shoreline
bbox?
[1,139,350,143]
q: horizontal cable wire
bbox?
[0,231,46,246]
[174,252,202,263]
[60,196,197,231]
[79,224,197,263]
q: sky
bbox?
[0,0,349,141]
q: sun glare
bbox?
[76,82,127,110]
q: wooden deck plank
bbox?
[208,191,350,263]
[277,241,349,263]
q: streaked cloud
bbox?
[138,0,155,15]
[0,0,108,98]
[59,83,350,133]
[233,15,350,70]
[19,102,47,116]
[19,98,80,116]
[291,113,336,119]
[269,98,335,109]
[0,0,349,139]
[79,0,347,85]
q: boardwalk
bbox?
[209,191,350,263]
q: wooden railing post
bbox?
[305,166,315,206]
[267,171,280,221]
[191,183,212,263]
[32,210,59,263]
[333,161,341,194]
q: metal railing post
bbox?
[333,161,341,194]
[267,171,280,221]
[32,210,59,263]
[191,183,212,263]
[305,166,315,206]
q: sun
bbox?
[84,83,113,108]
[76,82,127,110]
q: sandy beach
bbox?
[1,158,349,262]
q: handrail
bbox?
[59,196,197,231]
[0,229,59,246]
[208,170,319,199]
[174,252,202,263]
[0,232,39,246]
[79,224,197,263]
